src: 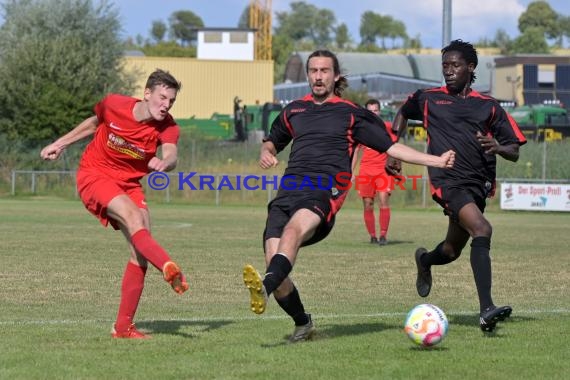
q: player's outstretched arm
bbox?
[386,143,455,169]
[259,141,279,169]
[40,116,99,160]
[385,109,408,175]
[385,156,402,176]
[148,143,178,172]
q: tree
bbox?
[405,34,423,50]
[141,41,196,58]
[238,5,250,28]
[376,14,395,49]
[274,1,336,47]
[511,27,550,54]
[272,33,295,83]
[150,20,167,43]
[169,10,204,46]
[312,8,336,47]
[342,88,369,106]
[359,11,408,50]
[388,20,408,48]
[558,15,570,47]
[518,1,561,41]
[359,11,380,46]
[272,1,339,81]
[335,23,351,49]
[0,0,135,144]
[238,4,272,29]
[493,29,513,55]
[275,2,314,41]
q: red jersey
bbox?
[79,94,180,182]
[359,121,397,173]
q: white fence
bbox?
[11,170,77,196]
[10,170,570,209]
[10,170,280,206]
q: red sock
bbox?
[115,262,147,331]
[130,229,171,270]
[363,209,376,237]
[379,207,391,238]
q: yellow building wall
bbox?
[122,56,274,119]
[495,66,522,102]
[495,63,560,105]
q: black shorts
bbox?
[263,188,347,249]
[431,183,491,222]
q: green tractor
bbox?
[177,113,235,140]
[176,100,283,142]
[508,104,570,141]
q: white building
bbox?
[196,28,256,61]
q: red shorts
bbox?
[356,168,393,198]
[76,169,147,230]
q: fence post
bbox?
[542,141,547,182]
[73,171,78,198]
[31,172,36,194]
[11,170,16,195]
[191,139,196,169]
[215,174,220,206]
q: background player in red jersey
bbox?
[243,49,455,343]
[392,40,527,333]
[40,69,189,339]
[353,99,398,246]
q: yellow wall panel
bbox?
[122,56,274,119]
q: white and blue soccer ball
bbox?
[404,303,448,347]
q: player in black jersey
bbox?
[391,39,527,332]
[242,49,456,342]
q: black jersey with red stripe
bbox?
[266,94,395,186]
[400,87,527,189]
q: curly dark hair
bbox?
[442,39,478,84]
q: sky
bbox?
[116,0,570,48]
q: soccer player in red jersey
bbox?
[391,40,527,332]
[353,99,398,246]
[242,50,456,342]
[40,69,189,339]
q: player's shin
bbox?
[263,253,292,295]
[275,286,309,326]
[470,236,493,311]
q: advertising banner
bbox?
[500,182,570,212]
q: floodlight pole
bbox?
[442,0,452,47]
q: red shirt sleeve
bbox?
[158,117,180,145]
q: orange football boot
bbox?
[111,323,150,339]
[163,261,189,294]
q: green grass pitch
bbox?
[0,199,568,379]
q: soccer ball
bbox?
[404,304,448,347]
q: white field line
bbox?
[0,309,568,326]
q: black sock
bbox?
[421,241,457,267]
[470,236,493,312]
[275,287,309,326]
[263,254,292,295]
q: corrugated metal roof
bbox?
[287,52,414,81]
[285,51,499,93]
